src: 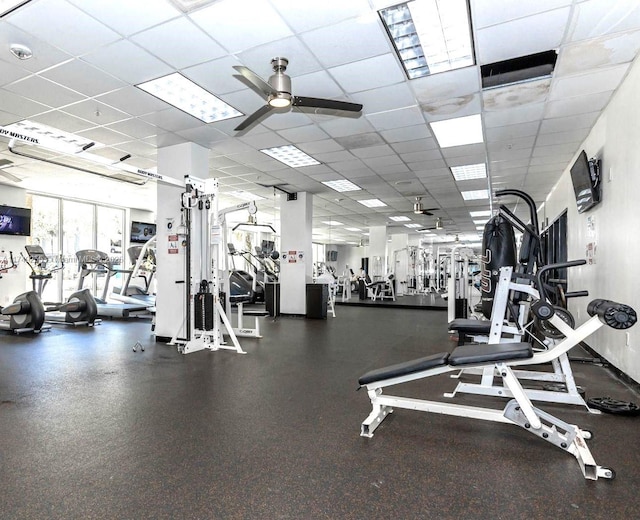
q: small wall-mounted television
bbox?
[261,239,275,254]
[570,150,601,214]
[326,250,338,262]
[130,221,156,243]
[0,205,31,236]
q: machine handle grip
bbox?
[536,260,586,302]
[587,299,637,330]
[565,290,589,299]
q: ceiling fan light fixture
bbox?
[268,92,292,108]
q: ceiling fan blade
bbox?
[234,104,274,132]
[232,65,275,97]
[420,208,439,216]
[292,96,362,112]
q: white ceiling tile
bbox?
[399,149,442,163]
[486,121,540,141]
[487,147,532,161]
[300,15,390,68]
[0,24,73,74]
[441,143,486,159]
[0,57,31,87]
[556,30,640,77]
[238,37,323,79]
[261,111,313,131]
[139,108,202,133]
[270,0,371,33]
[31,110,94,133]
[277,124,330,143]
[532,143,578,156]
[286,70,345,101]
[544,90,612,118]
[191,0,293,53]
[366,106,425,131]
[351,144,395,159]
[69,0,180,36]
[98,86,171,117]
[476,8,571,64]
[487,135,536,152]
[77,126,129,146]
[568,0,640,42]
[484,102,545,127]
[334,133,385,149]
[5,75,85,108]
[352,83,417,115]
[8,0,120,56]
[296,139,344,154]
[41,59,127,97]
[410,66,480,103]
[63,99,129,125]
[239,132,290,150]
[539,112,600,133]
[131,17,226,69]
[318,115,375,138]
[177,125,236,147]
[549,63,630,100]
[106,118,157,140]
[82,40,174,84]
[483,79,551,111]
[472,0,572,29]
[535,129,587,147]
[313,150,356,163]
[329,54,404,93]
[391,137,438,154]
[421,93,482,122]
[0,90,47,118]
[183,56,245,96]
[380,125,433,143]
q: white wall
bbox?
[0,184,28,304]
[544,55,640,384]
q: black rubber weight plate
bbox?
[587,397,640,416]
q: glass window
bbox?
[62,200,95,300]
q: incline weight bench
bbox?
[358,294,636,480]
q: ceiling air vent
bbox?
[481,50,557,89]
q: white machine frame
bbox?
[447,266,594,411]
[169,177,245,355]
[360,301,627,480]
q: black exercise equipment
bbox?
[586,397,640,416]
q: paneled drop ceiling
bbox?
[1,0,640,245]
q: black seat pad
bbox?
[359,352,450,386]
[448,342,532,366]
[449,318,491,333]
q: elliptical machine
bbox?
[22,245,99,327]
[0,250,48,334]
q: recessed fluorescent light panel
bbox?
[470,210,492,217]
[405,223,422,228]
[473,219,488,225]
[390,216,411,222]
[345,227,362,232]
[136,72,242,123]
[358,199,387,208]
[322,179,361,192]
[227,190,265,201]
[1,0,31,17]
[322,220,344,226]
[430,114,483,148]
[260,145,320,168]
[461,189,489,201]
[451,163,487,181]
[379,0,474,80]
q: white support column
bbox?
[279,192,312,315]
[155,142,208,340]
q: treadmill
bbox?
[111,239,156,309]
[75,249,150,319]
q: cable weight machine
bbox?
[169,177,245,355]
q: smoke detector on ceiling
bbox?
[10,43,32,60]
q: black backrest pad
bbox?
[448,342,533,366]
[359,352,450,386]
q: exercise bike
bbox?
[0,250,48,334]
[22,245,99,327]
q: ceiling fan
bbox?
[232,57,363,131]
[413,196,438,216]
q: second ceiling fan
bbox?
[232,57,363,131]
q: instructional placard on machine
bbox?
[168,234,179,254]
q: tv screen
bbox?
[326,250,338,262]
[130,221,156,243]
[0,205,31,236]
[570,151,601,214]
[261,239,275,254]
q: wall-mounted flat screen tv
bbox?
[130,221,156,243]
[326,250,338,262]
[570,150,601,214]
[0,205,31,236]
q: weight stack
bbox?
[194,292,214,331]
